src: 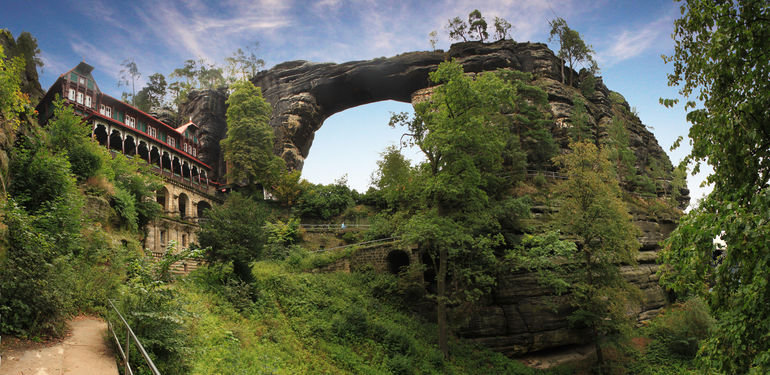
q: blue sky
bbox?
[0,0,709,206]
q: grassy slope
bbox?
[176,262,572,375]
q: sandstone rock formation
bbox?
[179,40,689,356]
[251,40,565,170]
[179,89,228,179]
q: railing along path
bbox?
[106,299,161,375]
[311,237,399,253]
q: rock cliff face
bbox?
[179,89,228,179]
[181,40,688,355]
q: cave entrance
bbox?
[300,100,423,193]
[386,250,411,274]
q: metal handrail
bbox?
[106,299,161,375]
[300,223,371,231]
[311,237,399,253]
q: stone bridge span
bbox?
[250,40,565,170]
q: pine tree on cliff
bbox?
[549,17,596,86]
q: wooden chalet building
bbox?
[37,61,219,268]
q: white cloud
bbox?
[598,12,674,66]
[69,40,123,81]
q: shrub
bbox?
[112,257,191,375]
[533,172,548,188]
[646,297,714,358]
[0,202,73,337]
[112,187,138,231]
[609,91,626,105]
[9,144,78,213]
[296,182,355,220]
[580,74,596,97]
[198,192,269,281]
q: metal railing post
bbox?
[125,323,130,375]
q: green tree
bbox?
[554,141,640,372]
[0,43,33,132]
[134,73,167,112]
[198,192,268,281]
[605,115,636,183]
[428,30,438,51]
[296,179,354,221]
[221,80,284,191]
[548,17,596,86]
[370,146,413,208]
[118,58,141,105]
[271,169,310,216]
[493,16,513,41]
[658,1,770,372]
[446,17,468,42]
[389,61,527,357]
[468,10,488,42]
[496,70,556,168]
[568,95,592,142]
[46,98,104,180]
[224,43,265,82]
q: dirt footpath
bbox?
[0,316,118,375]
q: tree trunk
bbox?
[593,326,604,374]
[437,247,449,358]
[560,58,565,84]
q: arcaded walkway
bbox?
[0,316,118,375]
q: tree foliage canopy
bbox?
[548,17,596,85]
[554,141,640,369]
[221,80,284,190]
[659,0,770,373]
[389,60,532,357]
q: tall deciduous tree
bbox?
[493,16,513,41]
[548,17,596,86]
[554,141,640,372]
[225,43,265,82]
[198,192,268,281]
[446,16,468,42]
[134,73,167,112]
[119,58,141,105]
[221,80,284,193]
[389,61,528,357]
[659,1,770,372]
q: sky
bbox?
[0,0,710,207]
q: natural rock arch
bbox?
[250,40,565,170]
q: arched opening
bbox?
[138,141,150,162]
[161,152,171,171]
[201,171,208,184]
[93,124,108,146]
[124,135,136,156]
[301,100,422,192]
[178,193,189,218]
[150,146,160,166]
[156,186,169,212]
[108,130,123,152]
[182,161,191,179]
[172,156,182,176]
[386,250,411,274]
[191,166,199,183]
[197,200,212,218]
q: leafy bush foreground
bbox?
[163,262,567,375]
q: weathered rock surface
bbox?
[179,89,228,179]
[251,40,564,169]
[178,40,688,356]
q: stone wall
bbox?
[316,242,419,274]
